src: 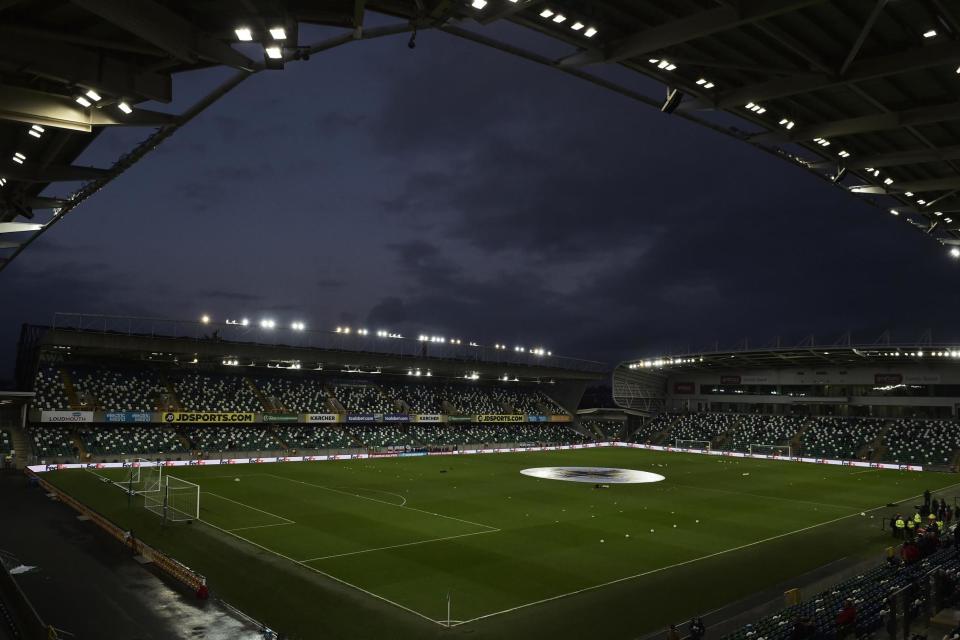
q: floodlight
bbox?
[584,27,597,37]
[235,27,253,41]
[923,29,937,38]
[85,89,101,102]
[118,102,133,114]
[571,22,583,30]
[951,247,960,258]
[539,9,553,18]
[241,318,249,326]
[265,46,282,59]
[75,96,92,107]
[269,26,287,39]
[552,13,566,23]
[201,315,210,324]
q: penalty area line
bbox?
[300,528,501,562]
[261,473,499,532]
[450,480,960,628]
[198,518,446,627]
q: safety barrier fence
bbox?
[0,558,53,640]
[26,471,206,592]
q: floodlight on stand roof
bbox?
[539,8,553,18]
[265,46,282,59]
[883,177,894,185]
[85,89,101,102]
[269,26,287,39]
[905,191,914,196]
[28,128,40,139]
[890,209,899,216]
[838,150,850,158]
[12,153,24,164]
[75,96,91,107]
[235,27,253,41]
[923,29,937,38]
[471,0,487,8]
[571,22,583,31]
[552,13,566,23]
[118,102,132,114]
[584,27,597,37]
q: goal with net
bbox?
[676,439,711,451]
[748,444,791,458]
[144,475,200,523]
[114,459,162,495]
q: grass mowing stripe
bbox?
[451,480,960,627]
[669,483,853,511]
[301,528,501,562]
[203,491,296,524]
[262,472,499,531]
[197,515,447,626]
[228,522,297,533]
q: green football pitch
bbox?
[43,448,960,640]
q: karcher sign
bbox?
[477,414,524,423]
[41,410,94,423]
[163,412,255,423]
[305,413,340,423]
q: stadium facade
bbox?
[613,345,960,418]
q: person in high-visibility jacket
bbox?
[936,519,944,532]
[906,518,916,539]
[895,516,906,539]
[914,512,923,526]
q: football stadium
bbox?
[4,1,960,640]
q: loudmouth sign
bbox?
[304,414,339,423]
[41,411,93,423]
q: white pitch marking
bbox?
[450,481,960,627]
[203,491,296,524]
[301,528,500,562]
[261,473,498,531]
[198,518,445,627]
[848,469,877,475]
[670,483,849,511]
[335,486,408,506]
[227,522,297,533]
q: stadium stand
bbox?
[729,415,805,452]
[31,365,70,410]
[183,425,281,452]
[348,424,417,448]
[669,413,740,447]
[30,426,75,458]
[884,419,960,466]
[70,366,165,411]
[79,426,185,457]
[277,425,354,449]
[582,418,625,439]
[632,414,673,443]
[172,373,263,412]
[384,383,443,413]
[724,537,960,640]
[332,384,395,413]
[800,417,883,460]
[255,376,330,413]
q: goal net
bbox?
[114,459,162,495]
[676,439,711,451]
[144,475,200,523]
[749,444,791,458]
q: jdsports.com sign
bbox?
[163,412,255,423]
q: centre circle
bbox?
[519,467,666,484]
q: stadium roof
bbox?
[620,343,960,373]
[2,0,960,270]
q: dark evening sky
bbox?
[4,22,960,379]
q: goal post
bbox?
[144,475,199,523]
[676,439,711,451]
[112,458,161,495]
[749,444,792,458]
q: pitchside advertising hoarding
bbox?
[304,413,339,423]
[104,412,152,423]
[261,413,298,423]
[28,440,923,474]
[162,412,255,423]
[41,411,93,423]
[549,415,572,422]
[413,414,443,423]
[477,414,524,423]
[383,414,410,423]
[345,414,376,423]
[447,415,473,423]
[527,415,548,422]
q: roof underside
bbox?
[619,344,960,372]
[1,0,960,269]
